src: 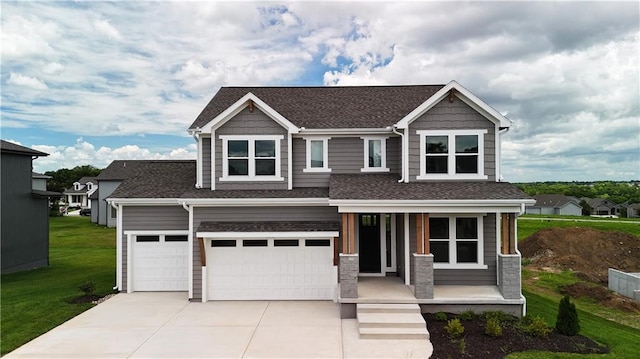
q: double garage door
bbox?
[207,238,336,300]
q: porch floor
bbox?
[340,277,524,305]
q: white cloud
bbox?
[31,139,196,173]
[92,16,122,40]
[7,72,48,90]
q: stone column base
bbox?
[412,253,434,299]
[498,254,522,299]
[339,254,359,299]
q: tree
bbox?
[556,295,580,336]
[579,199,592,216]
[44,165,102,192]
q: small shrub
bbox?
[523,315,552,338]
[556,295,580,336]
[445,318,465,338]
[435,311,448,321]
[483,311,513,323]
[485,316,504,337]
[459,310,475,321]
[78,281,95,296]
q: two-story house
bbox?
[63,177,98,208]
[106,81,534,317]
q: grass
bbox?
[0,216,115,355]
[518,215,640,239]
[506,290,640,359]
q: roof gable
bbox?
[395,81,512,129]
[0,140,48,157]
[194,92,299,134]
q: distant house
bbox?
[581,197,619,216]
[626,203,640,218]
[525,194,583,216]
[1,140,61,273]
[63,177,98,208]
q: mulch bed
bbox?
[68,295,104,304]
[425,313,609,359]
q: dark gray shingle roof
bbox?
[108,161,196,198]
[97,160,153,181]
[76,177,97,184]
[1,140,48,156]
[189,85,444,130]
[329,174,532,201]
[198,221,340,233]
[533,194,580,208]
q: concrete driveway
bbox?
[5,292,432,358]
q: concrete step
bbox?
[359,327,430,340]
[357,303,421,314]
[357,312,426,329]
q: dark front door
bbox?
[359,214,381,273]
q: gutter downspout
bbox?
[110,201,121,291]
[181,201,194,299]
[391,126,405,183]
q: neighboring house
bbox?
[106,81,534,317]
[63,177,98,208]
[1,140,60,273]
[582,197,619,216]
[525,194,583,216]
[626,203,640,218]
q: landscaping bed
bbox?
[425,312,608,359]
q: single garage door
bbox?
[132,234,189,291]
[207,238,336,300]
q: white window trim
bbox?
[303,137,331,173]
[430,214,487,269]
[361,136,390,173]
[417,129,487,180]
[219,135,284,182]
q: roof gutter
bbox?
[391,125,406,183]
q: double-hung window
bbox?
[220,135,283,181]
[303,137,330,172]
[429,215,486,269]
[417,130,487,179]
[361,137,389,172]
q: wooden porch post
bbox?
[416,214,424,254]
[501,213,517,254]
[348,213,356,254]
[424,213,430,254]
[197,237,206,266]
[342,213,349,254]
[509,214,516,254]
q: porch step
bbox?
[356,303,429,340]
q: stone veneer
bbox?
[339,254,359,298]
[498,254,522,299]
[412,253,434,299]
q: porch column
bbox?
[339,213,358,299]
[198,237,208,302]
[498,213,521,299]
[413,213,433,299]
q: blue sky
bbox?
[1,1,639,182]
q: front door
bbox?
[359,214,381,273]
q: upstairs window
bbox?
[220,135,283,181]
[418,130,487,180]
[361,137,389,172]
[303,138,330,172]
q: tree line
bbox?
[515,181,640,205]
[44,165,103,193]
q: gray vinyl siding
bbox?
[191,205,340,300]
[90,199,98,223]
[120,206,189,291]
[214,108,288,190]
[32,178,47,191]
[1,153,49,273]
[408,97,496,181]
[292,136,401,187]
[98,180,121,226]
[433,214,497,285]
[202,136,211,188]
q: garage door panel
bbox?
[208,238,336,300]
[133,236,188,292]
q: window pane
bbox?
[165,235,188,242]
[455,135,478,153]
[255,140,275,157]
[310,140,324,168]
[368,139,382,167]
[431,241,449,263]
[456,218,478,239]
[429,217,449,239]
[306,239,330,247]
[228,159,248,175]
[243,239,268,247]
[136,235,159,242]
[228,140,248,157]
[212,240,236,247]
[456,155,478,173]
[457,241,478,263]
[426,156,448,173]
[274,240,299,247]
[255,159,275,175]
[426,136,448,154]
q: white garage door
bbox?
[132,234,189,291]
[207,238,336,300]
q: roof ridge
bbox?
[221,84,445,89]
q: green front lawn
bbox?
[1,216,116,355]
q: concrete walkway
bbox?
[5,292,432,358]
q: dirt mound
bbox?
[520,227,640,285]
[560,282,640,314]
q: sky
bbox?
[1,1,639,182]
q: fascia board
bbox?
[201,92,299,133]
[335,205,527,214]
[296,128,394,136]
[106,198,181,205]
[395,80,512,129]
[184,198,330,206]
[196,231,339,239]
